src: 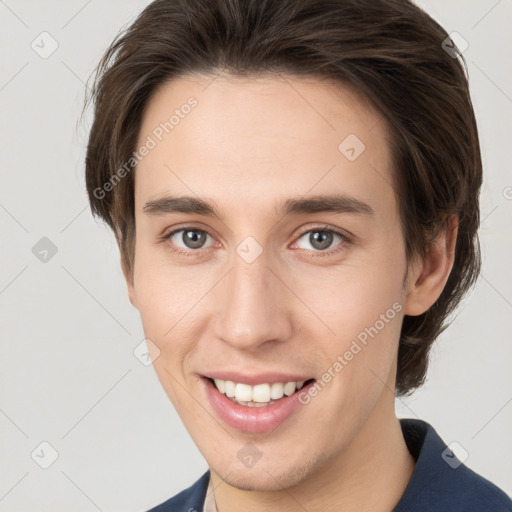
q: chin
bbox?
[213,453,323,492]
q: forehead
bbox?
[134,73,395,220]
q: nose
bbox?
[212,251,293,352]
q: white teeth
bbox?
[237,399,271,407]
[270,382,284,399]
[252,383,270,403]
[211,378,309,405]
[283,381,296,396]
[235,383,253,402]
[225,380,236,398]
[214,379,225,394]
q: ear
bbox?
[403,214,458,316]
[121,256,138,309]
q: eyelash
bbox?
[162,224,352,258]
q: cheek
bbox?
[133,245,189,325]
[295,255,405,342]
[295,245,405,398]
[132,249,216,362]
[319,304,402,434]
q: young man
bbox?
[84,0,512,510]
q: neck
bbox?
[209,391,415,512]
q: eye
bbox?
[164,227,216,254]
[293,226,349,255]
[163,224,351,257]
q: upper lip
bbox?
[203,371,314,385]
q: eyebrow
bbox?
[142,193,375,218]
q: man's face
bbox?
[129,74,410,490]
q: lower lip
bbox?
[202,377,314,433]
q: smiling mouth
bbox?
[207,377,316,407]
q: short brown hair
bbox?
[84,0,482,397]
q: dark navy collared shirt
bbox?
[147,418,512,511]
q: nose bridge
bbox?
[213,248,291,350]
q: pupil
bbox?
[311,231,332,250]
[184,230,206,249]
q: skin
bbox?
[123,73,458,512]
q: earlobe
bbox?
[403,215,458,316]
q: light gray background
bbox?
[1,0,511,510]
